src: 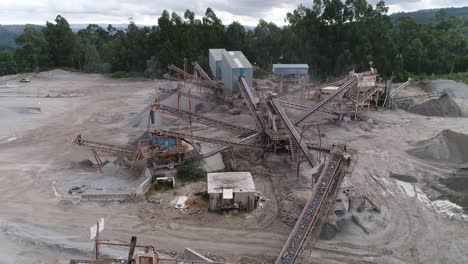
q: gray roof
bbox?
[207,172,256,193]
[222,50,252,69]
[209,49,226,61]
[273,64,309,69]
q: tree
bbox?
[226,21,246,50]
[43,15,75,67]
[0,50,17,75]
[15,26,48,72]
[176,153,206,181]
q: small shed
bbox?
[209,49,226,79]
[221,51,253,92]
[207,172,256,212]
[273,64,309,76]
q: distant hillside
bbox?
[390,6,468,24]
[0,23,130,50]
[0,24,43,50]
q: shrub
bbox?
[176,153,206,181]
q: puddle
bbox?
[439,168,468,212]
[8,107,41,114]
[390,173,418,183]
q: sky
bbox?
[0,0,467,26]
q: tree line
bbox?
[0,0,467,81]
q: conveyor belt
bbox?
[270,98,318,167]
[277,100,343,116]
[286,76,348,96]
[193,62,217,86]
[157,87,224,104]
[168,64,219,89]
[153,103,257,135]
[152,130,262,150]
[238,77,266,131]
[72,135,135,156]
[202,132,260,158]
[276,153,344,264]
[294,77,358,125]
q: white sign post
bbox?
[90,218,105,240]
[90,218,105,261]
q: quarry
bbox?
[1,52,468,264]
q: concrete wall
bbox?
[209,191,255,212]
[80,193,134,202]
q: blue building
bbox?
[208,49,226,79]
[221,50,253,92]
[272,64,309,76]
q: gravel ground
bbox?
[1,71,468,263]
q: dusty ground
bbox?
[1,71,468,263]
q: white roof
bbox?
[207,172,256,194]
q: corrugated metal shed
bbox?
[208,172,256,212]
[273,64,309,75]
[209,49,226,79]
[221,50,253,92]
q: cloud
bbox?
[0,0,466,26]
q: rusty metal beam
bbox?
[153,103,257,135]
[152,130,262,149]
[294,77,358,125]
[270,98,317,167]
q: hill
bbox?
[390,6,468,24]
[0,24,43,50]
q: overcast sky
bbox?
[0,0,467,26]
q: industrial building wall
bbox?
[221,54,234,91]
[221,60,253,92]
[273,68,308,75]
[209,49,225,79]
[209,192,255,212]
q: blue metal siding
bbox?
[209,49,225,79]
[152,137,177,147]
[273,64,309,75]
[221,50,253,92]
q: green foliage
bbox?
[3,3,468,81]
[15,26,48,72]
[110,71,144,78]
[43,15,75,67]
[413,72,468,84]
[253,68,270,78]
[0,50,17,75]
[176,153,206,182]
[391,7,468,26]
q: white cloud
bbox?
[0,0,466,26]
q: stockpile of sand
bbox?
[408,94,464,117]
[407,130,468,164]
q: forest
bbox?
[0,0,467,81]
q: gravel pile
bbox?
[421,80,468,99]
[407,130,468,164]
[408,94,464,117]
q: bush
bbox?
[254,67,270,79]
[176,153,206,181]
[110,71,144,78]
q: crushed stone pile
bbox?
[408,94,463,117]
[421,80,468,99]
[407,130,468,164]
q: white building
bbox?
[207,172,256,212]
